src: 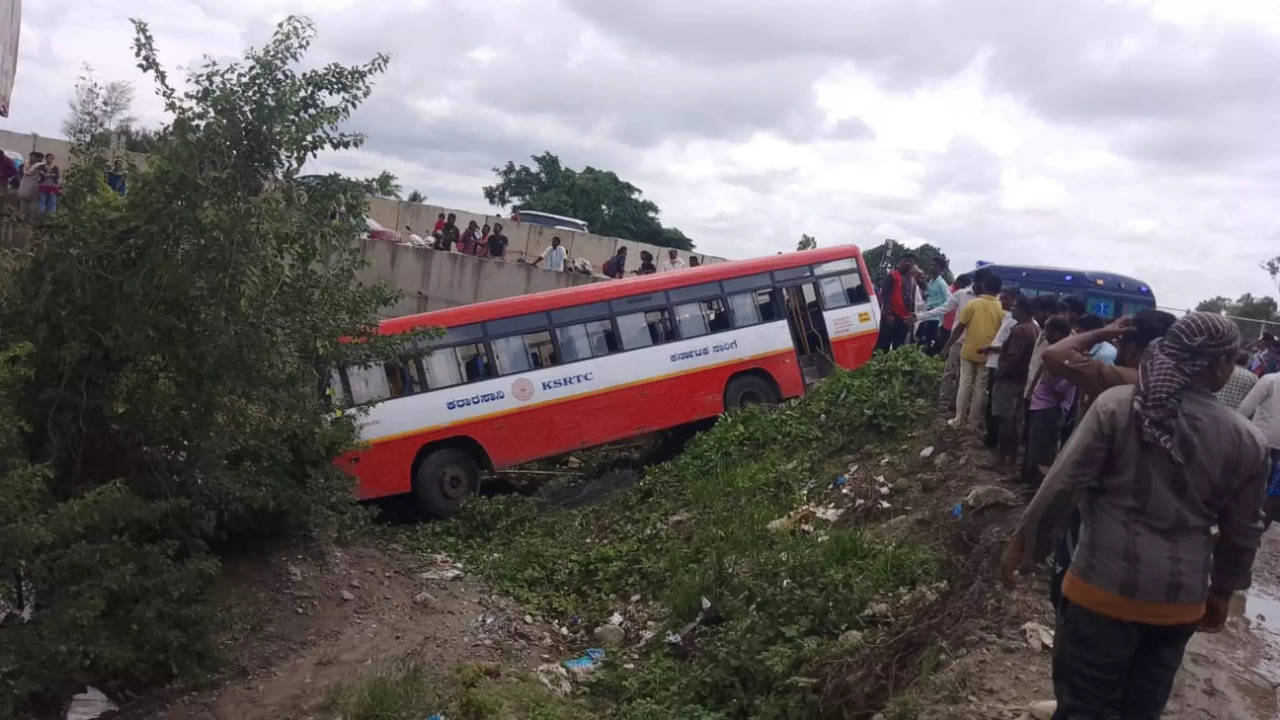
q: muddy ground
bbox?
[124,426,1280,720]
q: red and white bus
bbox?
[332,245,880,517]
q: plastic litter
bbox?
[535,663,572,695]
[951,502,964,519]
[833,474,848,488]
[1022,621,1055,652]
[66,687,117,720]
[919,446,935,459]
[563,648,606,677]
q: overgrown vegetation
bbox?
[413,349,943,718]
[0,17,399,715]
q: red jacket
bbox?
[883,270,911,320]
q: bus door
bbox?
[781,282,834,385]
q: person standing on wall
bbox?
[531,236,567,271]
[459,220,481,255]
[486,222,509,260]
[17,152,43,214]
[660,248,686,272]
[875,255,918,352]
[36,153,61,214]
[435,212,460,252]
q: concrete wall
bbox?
[0,129,148,167]
[356,237,601,317]
[367,195,723,277]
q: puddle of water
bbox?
[1237,589,1280,635]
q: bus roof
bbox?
[379,245,866,335]
[979,264,1153,293]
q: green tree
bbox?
[0,16,398,714]
[1263,255,1280,294]
[61,64,136,147]
[482,151,694,250]
[797,234,817,251]
[370,170,402,198]
[863,239,952,286]
[406,189,426,203]
[1196,293,1280,340]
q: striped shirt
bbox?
[1216,365,1259,410]
[1019,385,1267,622]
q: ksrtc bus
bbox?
[331,245,880,516]
[977,264,1156,319]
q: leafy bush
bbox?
[415,348,942,718]
[0,17,396,715]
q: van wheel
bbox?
[413,448,479,519]
[723,374,778,411]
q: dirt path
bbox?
[899,432,1280,720]
[130,544,566,720]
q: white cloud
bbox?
[6,0,1280,309]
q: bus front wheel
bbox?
[413,447,479,519]
[723,374,779,411]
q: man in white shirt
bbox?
[1239,370,1280,525]
[660,248,686,272]
[531,236,567,272]
[916,272,975,411]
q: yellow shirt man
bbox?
[957,294,1006,363]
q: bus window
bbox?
[817,272,867,309]
[325,369,347,407]
[1086,295,1117,318]
[383,361,412,398]
[813,258,858,275]
[728,291,761,327]
[617,309,673,350]
[674,302,710,338]
[493,330,555,375]
[457,343,491,383]
[526,330,556,368]
[557,319,616,363]
[346,363,391,405]
[422,347,465,389]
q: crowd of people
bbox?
[876,256,1280,718]
[0,150,63,213]
[410,211,701,279]
[601,245,700,278]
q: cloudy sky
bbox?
[6,0,1280,309]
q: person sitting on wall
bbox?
[602,247,627,278]
[432,212,446,234]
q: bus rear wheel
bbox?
[723,374,778,411]
[413,447,479,519]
